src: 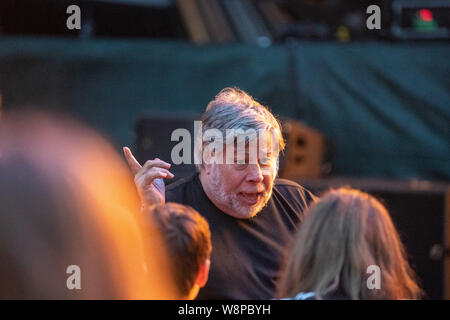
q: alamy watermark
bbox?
[65,4,382,33]
[367,265,381,290]
[366,5,381,30]
[66,5,81,30]
[170,121,280,173]
[66,265,81,290]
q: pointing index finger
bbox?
[123,147,142,175]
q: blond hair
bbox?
[278,188,422,300]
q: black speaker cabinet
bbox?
[135,113,199,182]
[297,177,450,300]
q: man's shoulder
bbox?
[274,178,313,197]
[274,178,304,189]
[166,172,197,192]
[273,178,317,210]
[165,172,198,203]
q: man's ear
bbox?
[195,259,210,288]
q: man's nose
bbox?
[246,163,264,183]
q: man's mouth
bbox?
[238,192,263,206]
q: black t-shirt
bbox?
[165,173,315,300]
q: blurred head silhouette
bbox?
[0,110,176,299]
[278,188,422,300]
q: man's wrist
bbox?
[140,199,164,212]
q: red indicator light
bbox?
[419,9,434,22]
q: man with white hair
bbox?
[124,87,315,299]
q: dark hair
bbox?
[149,203,212,296]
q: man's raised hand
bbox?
[123,147,174,207]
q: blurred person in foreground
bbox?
[148,203,211,299]
[124,87,316,299]
[0,110,176,299]
[277,188,423,300]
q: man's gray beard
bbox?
[209,165,273,219]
